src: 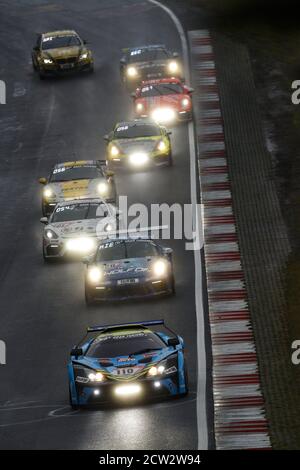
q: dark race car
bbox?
[84,238,175,304]
[68,320,188,408]
[104,120,172,170]
[120,45,182,88]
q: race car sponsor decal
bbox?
[112,366,144,376]
[61,179,89,198]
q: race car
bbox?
[104,120,172,169]
[39,160,116,216]
[133,78,194,124]
[32,30,94,79]
[40,198,121,261]
[84,237,175,304]
[120,45,182,87]
[68,320,188,408]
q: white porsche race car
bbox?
[40,198,121,261]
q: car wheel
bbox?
[170,274,176,295]
[39,71,46,80]
[183,365,189,396]
[168,152,173,167]
[69,387,79,410]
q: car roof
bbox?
[53,160,96,169]
[42,30,77,38]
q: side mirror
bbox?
[70,347,83,357]
[163,247,173,256]
[120,58,126,65]
[103,134,110,142]
[130,92,136,98]
[40,217,48,224]
[106,170,114,178]
[187,87,194,93]
[82,254,94,265]
[33,46,39,52]
[173,52,179,58]
[39,177,47,185]
[167,131,172,136]
[167,337,180,348]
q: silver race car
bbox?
[39,160,116,216]
[40,198,121,261]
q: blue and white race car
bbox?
[68,320,188,408]
[84,237,175,304]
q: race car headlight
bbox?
[45,229,58,240]
[127,66,138,78]
[88,266,103,284]
[168,61,178,73]
[153,259,168,277]
[43,187,53,199]
[136,103,144,113]
[151,108,176,124]
[66,237,96,253]
[129,152,149,167]
[74,365,106,384]
[88,372,104,382]
[156,140,167,152]
[98,182,109,195]
[148,365,165,377]
[79,52,88,60]
[110,145,120,157]
[182,98,190,108]
[43,58,53,64]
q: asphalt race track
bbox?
[0,0,212,449]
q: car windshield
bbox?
[128,48,168,63]
[42,35,81,50]
[114,124,161,139]
[97,240,158,262]
[51,203,108,223]
[86,330,165,358]
[140,83,182,97]
[50,165,101,182]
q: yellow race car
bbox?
[104,120,173,170]
[39,160,116,216]
[32,30,94,79]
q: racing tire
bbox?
[168,152,173,167]
[69,387,79,410]
[182,366,189,397]
[39,70,46,80]
[170,274,176,295]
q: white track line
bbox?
[148,0,208,450]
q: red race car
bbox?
[133,78,193,125]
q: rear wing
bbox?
[87,319,164,333]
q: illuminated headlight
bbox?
[98,182,108,195]
[66,237,96,253]
[157,140,167,152]
[129,152,149,167]
[88,372,104,382]
[182,98,190,108]
[168,61,178,73]
[43,58,53,64]
[79,52,88,60]
[45,229,58,240]
[104,223,114,232]
[151,108,176,124]
[110,145,120,157]
[153,259,168,277]
[43,188,53,198]
[88,266,103,284]
[127,66,138,78]
[136,102,144,113]
[114,384,142,397]
[148,365,165,377]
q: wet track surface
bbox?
[0,0,211,449]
